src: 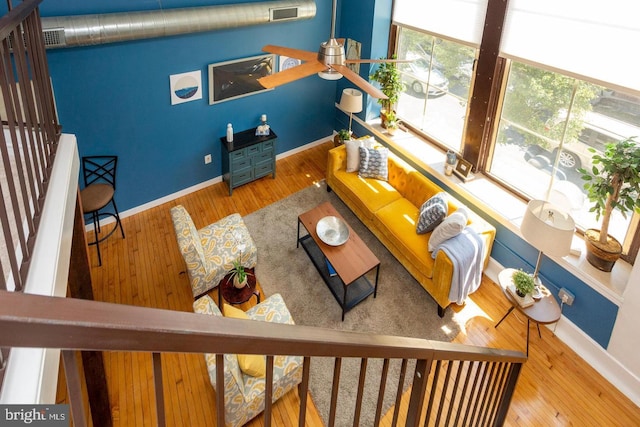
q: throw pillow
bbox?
[223,304,266,377]
[345,136,376,173]
[358,146,389,180]
[345,139,361,172]
[358,135,376,149]
[416,192,448,234]
[428,207,470,252]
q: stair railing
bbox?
[0,290,526,427]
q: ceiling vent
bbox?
[270,7,299,21]
[42,28,66,48]
[40,0,316,49]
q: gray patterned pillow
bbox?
[358,146,389,180]
[416,192,448,234]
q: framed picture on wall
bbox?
[279,55,301,71]
[208,54,275,104]
[169,71,202,105]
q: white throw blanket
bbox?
[431,227,484,305]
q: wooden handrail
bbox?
[1,290,525,426]
[0,290,525,363]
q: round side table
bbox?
[494,268,561,356]
[217,267,260,313]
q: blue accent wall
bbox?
[39,0,337,211]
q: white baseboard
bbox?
[485,258,640,406]
[86,135,333,230]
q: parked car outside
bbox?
[544,111,639,171]
[398,58,449,97]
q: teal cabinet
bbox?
[221,128,277,195]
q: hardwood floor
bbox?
[61,140,640,426]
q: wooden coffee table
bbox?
[494,268,561,356]
[217,267,260,314]
[297,202,380,321]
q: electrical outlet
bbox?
[204,154,212,164]
[559,288,575,306]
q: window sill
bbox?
[357,117,630,306]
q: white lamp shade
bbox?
[521,200,575,258]
[339,88,363,113]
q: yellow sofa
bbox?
[326,144,495,316]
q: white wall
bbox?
[608,252,640,378]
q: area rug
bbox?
[242,181,460,427]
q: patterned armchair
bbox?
[170,205,257,299]
[193,294,303,427]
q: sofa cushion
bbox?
[329,169,402,220]
[417,192,448,234]
[375,197,435,278]
[428,208,470,252]
[359,146,389,180]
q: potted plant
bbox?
[512,269,535,297]
[383,110,400,135]
[370,59,405,127]
[229,260,248,289]
[334,129,352,146]
[579,137,640,271]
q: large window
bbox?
[489,62,640,248]
[395,27,476,152]
[391,20,640,262]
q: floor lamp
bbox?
[338,88,363,136]
[521,200,575,288]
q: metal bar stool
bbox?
[80,156,125,266]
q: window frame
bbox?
[389,22,640,265]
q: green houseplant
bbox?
[512,269,535,297]
[579,137,640,271]
[334,128,352,146]
[229,260,248,289]
[370,59,405,126]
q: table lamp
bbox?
[338,88,363,136]
[520,199,575,287]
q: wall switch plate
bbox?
[204,154,212,164]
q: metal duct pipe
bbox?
[40,0,316,48]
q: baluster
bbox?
[391,358,408,426]
[263,355,274,427]
[453,360,477,426]
[373,358,390,426]
[216,354,225,427]
[352,358,368,426]
[62,350,87,427]
[434,360,455,425]
[328,357,342,427]
[152,352,165,427]
[298,357,310,427]
[406,358,430,427]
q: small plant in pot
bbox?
[334,129,352,146]
[383,110,400,135]
[370,59,405,128]
[512,269,535,297]
[229,260,248,289]
[578,137,640,271]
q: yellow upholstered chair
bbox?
[193,294,303,427]
[170,205,257,299]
